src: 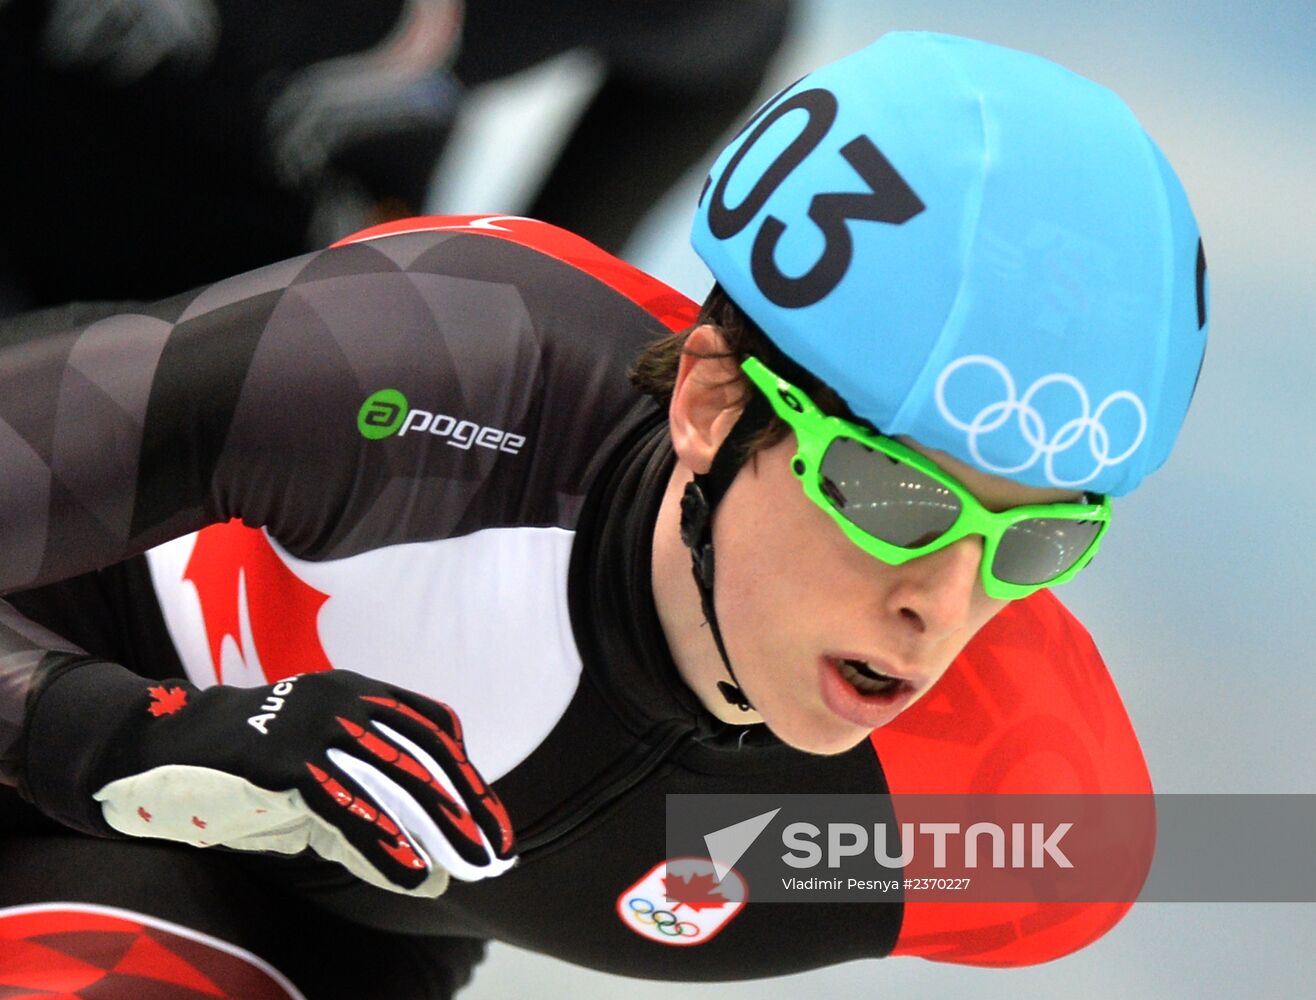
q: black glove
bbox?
[21,661,515,896]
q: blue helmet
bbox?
[692,32,1207,496]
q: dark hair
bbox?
[629,284,855,454]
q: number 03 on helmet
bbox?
[693,31,1208,501]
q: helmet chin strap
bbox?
[678,391,774,714]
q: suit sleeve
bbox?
[0,220,674,795]
[870,590,1154,966]
[0,252,366,594]
[0,233,546,786]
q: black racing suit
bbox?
[0,217,1151,997]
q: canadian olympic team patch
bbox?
[0,903,305,999]
[616,857,747,946]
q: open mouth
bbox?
[830,656,903,697]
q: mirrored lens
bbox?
[992,518,1103,585]
[818,437,961,547]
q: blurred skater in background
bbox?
[0,0,790,309]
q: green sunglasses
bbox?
[742,355,1112,600]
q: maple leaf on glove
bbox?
[19,661,516,897]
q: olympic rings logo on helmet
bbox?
[626,897,701,937]
[934,354,1148,488]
